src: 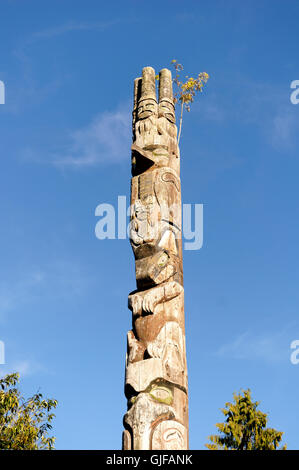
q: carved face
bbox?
[136,250,182,287]
[130,381,173,407]
[137,98,158,120]
[125,378,187,450]
[159,100,175,123]
[157,251,169,267]
[152,420,187,450]
[125,391,174,450]
[148,383,173,405]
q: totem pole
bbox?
[122,66,188,450]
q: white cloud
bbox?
[271,109,298,149]
[31,19,121,40]
[0,260,92,378]
[237,83,299,150]
[194,93,225,122]
[0,359,43,378]
[215,327,295,364]
[0,260,92,322]
[8,19,124,114]
[194,78,299,151]
[0,271,45,322]
[204,102,225,122]
[50,104,131,168]
[13,360,32,376]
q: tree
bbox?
[0,372,58,450]
[206,389,286,450]
[171,60,209,143]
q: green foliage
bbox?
[206,389,286,450]
[0,372,58,450]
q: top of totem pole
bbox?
[132,66,178,175]
[133,67,175,117]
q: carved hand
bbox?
[128,293,143,316]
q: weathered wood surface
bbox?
[123,67,188,450]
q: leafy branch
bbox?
[171,60,209,143]
[0,372,58,450]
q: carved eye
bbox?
[145,195,153,204]
[149,386,172,405]
[158,252,169,267]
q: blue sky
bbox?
[0,0,299,449]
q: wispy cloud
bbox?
[0,271,44,323]
[0,259,93,377]
[30,19,121,40]
[195,94,225,122]
[237,82,299,150]
[15,18,122,55]
[195,78,299,151]
[0,359,43,378]
[0,260,92,322]
[270,107,298,150]
[24,103,131,168]
[7,19,124,113]
[53,104,131,167]
[215,326,296,364]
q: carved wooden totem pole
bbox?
[123,66,188,450]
